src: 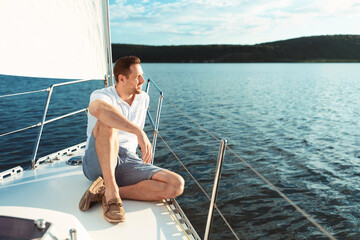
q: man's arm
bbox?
[89,99,152,164]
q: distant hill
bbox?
[112,35,360,63]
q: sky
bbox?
[108,0,360,46]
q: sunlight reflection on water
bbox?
[1,63,360,239]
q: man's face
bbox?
[124,64,145,95]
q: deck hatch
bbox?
[0,215,51,239]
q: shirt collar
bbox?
[111,86,139,107]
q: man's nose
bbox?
[139,76,145,83]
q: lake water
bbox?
[1,63,360,239]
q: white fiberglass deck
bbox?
[0,147,194,240]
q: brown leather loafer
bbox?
[79,176,105,211]
[102,196,126,223]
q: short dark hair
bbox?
[113,56,141,83]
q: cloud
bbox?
[109,0,360,45]
[181,0,241,7]
[310,0,360,16]
[110,0,244,35]
[110,0,146,19]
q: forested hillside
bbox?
[112,35,360,63]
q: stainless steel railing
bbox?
[0,77,164,168]
[145,78,163,164]
[0,78,103,169]
[30,78,103,168]
[204,139,227,240]
[0,77,163,168]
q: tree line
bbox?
[112,35,360,63]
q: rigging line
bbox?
[226,147,337,240]
[162,97,337,240]
[0,88,49,98]
[158,134,210,200]
[158,133,240,240]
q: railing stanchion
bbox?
[145,79,150,94]
[204,139,227,240]
[104,75,109,87]
[145,78,163,164]
[151,92,163,164]
[31,86,54,169]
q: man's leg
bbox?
[92,121,121,202]
[118,169,185,201]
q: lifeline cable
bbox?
[163,97,337,240]
[0,88,49,98]
[158,133,240,240]
[0,124,39,137]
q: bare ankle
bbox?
[104,186,120,201]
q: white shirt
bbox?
[86,86,149,153]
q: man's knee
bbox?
[93,121,118,139]
[152,170,185,198]
[166,174,185,198]
[174,175,185,196]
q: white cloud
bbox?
[109,0,360,45]
[309,0,360,16]
[181,0,241,7]
[110,0,146,19]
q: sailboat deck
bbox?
[0,149,193,240]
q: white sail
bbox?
[0,0,109,79]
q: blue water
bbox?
[1,63,360,239]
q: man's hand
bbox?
[137,129,152,164]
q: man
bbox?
[79,56,184,223]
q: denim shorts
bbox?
[82,133,163,187]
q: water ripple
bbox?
[2,63,360,239]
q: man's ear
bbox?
[118,74,125,83]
